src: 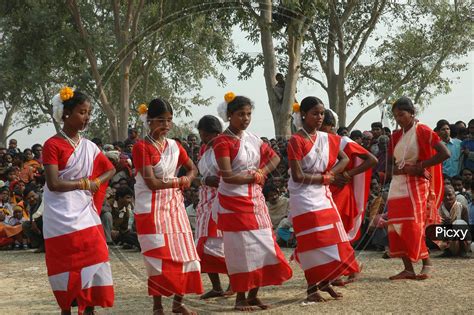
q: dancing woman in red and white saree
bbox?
[195,115,233,299]
[213,93,292,311]
[321,109,377,285]
[132,98,201,315]
[322,109,377,243]
[287,97,359,302]
[386,96,449,281]
[43,88,115,315]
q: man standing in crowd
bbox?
[437,120,462,178]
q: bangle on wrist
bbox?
[343,171,352,180]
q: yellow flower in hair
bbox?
[138,103,148,115]
[59,86,74,101]
[224,91,236,103]
[292,102,300,113]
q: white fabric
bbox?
[43,139,101,239]
[143,256,163,276]
[196,148,220,238]
[81,262,113,289]
[182,260,201,273]
[138,233,166,253]
[298,244,340,270]
[217,131,262,197]
[48,271,69,291]
[388,125,419,203]
[340,136,369,241]
[288,132,333,219]
[223,228,278,275]
[203,237,225,258]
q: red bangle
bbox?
[322,174,332,185]
[172,178,179,189]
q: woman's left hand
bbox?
[333,173,349,187]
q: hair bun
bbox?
[224,91,236,104]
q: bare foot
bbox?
[306,291,326,302]
[416,265,433,280]
[84,306,96,315]
[319,283,343,299]
[200,289,224,299]
[153,308,165,315]
[389,270,416,280]
[234,300,255,312]
[331,278,346,287]
[172,304,197,315]
[247,297,270,310]
[223,285,235,296]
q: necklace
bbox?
[301,127,316,144]
[146,134,169,183]
[146,134,165,154]
[225,127,242,139]
[59,129,81,149]
[397,122,417,169]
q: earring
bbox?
[64,115,69,119]
[302,116,305,119]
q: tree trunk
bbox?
[258,0,280,137]
[119,55,132,141]
[0,104,18,147]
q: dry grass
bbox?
[1,248,472,314]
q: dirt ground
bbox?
[1,248,472,314]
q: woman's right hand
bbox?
[205,176,220,188]
[89,180,100,193]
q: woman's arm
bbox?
[334,151,377,187]
[406,141,451,176]
[289,159,325,185]
[45,164,83,192]
[216,156,256,185]
[330,150,350,174]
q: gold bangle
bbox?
[343,171,352,180]
[94,178,102,187]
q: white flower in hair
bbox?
[217,101,229,122]
[327,108,339,129]
[51,93,64,123]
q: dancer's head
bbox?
[300,96,325,131]
[61,89,91,132]
[320,109,338,134]
[219,92,254,131]
[392,96,416,129]
[197,115,223,144]
[147,98,173,138]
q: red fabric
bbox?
[213,134,275,166]
[143,234,203,296]
[132,139,189,170]
[291,208,342,233]
[148,262,203,296]
[53,281,114,312]
[387,175,430,262]
[90,151,114,214]
[44,225,109,276]
[287,133,315,160]
[330,141,372,242]
[43,136,75,170]
[388,123,443,225]
[227,235,292,292]
[196,238,228,274]
[302,243,360,283]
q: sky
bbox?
[5,26,473,148]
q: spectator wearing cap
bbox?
[437,119,462,178]
[21,185,44,252]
